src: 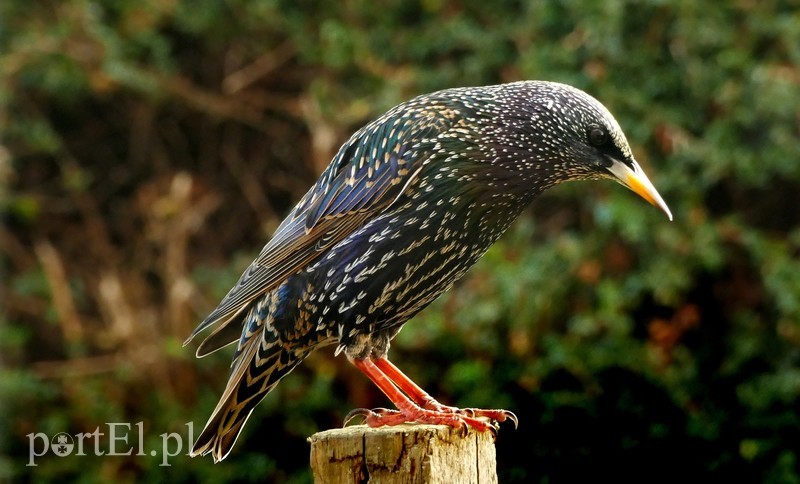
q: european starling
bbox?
[186,81,672,462]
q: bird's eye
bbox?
[588,127,608,147]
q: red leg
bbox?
[372,357,439,408]
[373,356,518,426]
[348,358,495,432]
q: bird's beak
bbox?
[606,158,673,221]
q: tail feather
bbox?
[190,333,307,462]
[191,407,251,462]
[194,319,245,357]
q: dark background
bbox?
[2,1,799,482]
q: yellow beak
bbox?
[607,159,673,221]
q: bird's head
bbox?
[493,81,672,220]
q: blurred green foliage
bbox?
[2,0,800,482]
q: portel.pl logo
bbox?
[27,422,194,467]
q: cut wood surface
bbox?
[308,424,497,484]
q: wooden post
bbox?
[308,424,497,484]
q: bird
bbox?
[185,80,672,462]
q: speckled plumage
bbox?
[186,81,671,462]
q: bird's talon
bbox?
[458,420,469,438]
[506,411,519,429]
[343,408,372,426]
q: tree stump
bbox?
[308,424,497,484]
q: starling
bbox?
[186,81,672,462]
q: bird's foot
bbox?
[344,405,515,435]
[418,399,518,428]
[455,408,518,428]
[345,357,517,435]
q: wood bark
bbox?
[308,424,497,484]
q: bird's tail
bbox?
[190,333,307,462]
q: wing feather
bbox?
[186,99,458,353]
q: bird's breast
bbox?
[298,170,531,344]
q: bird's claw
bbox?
[345,407,400,425]
[342,404,516,437]
[453,408,518,429]
[505,410,519,429]
[344,408,388,426]
[479,409,517,429]
[343,408,369,426]
[487,422,499,440]
[417,400,518,430]
[452,419,465,437]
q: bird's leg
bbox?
[373,356,518,427]
[372,356,443,409]
[345,357,497,433]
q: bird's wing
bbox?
[186,104,454,355]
